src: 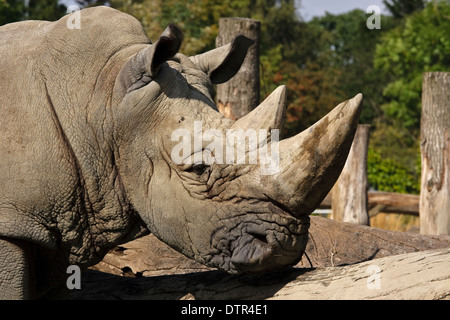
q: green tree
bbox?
[276,60,344,136]
[0,0,24,25]
[0,0,66,25]
[376,0,450,126]
[307,10,397,125]
[75,0,107,6]
[366,0,450,189]
[383,0,426,18]
[374,0,450,166]
[367,148,420,194]
[26,0,66,21]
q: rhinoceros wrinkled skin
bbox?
[0,6,362,299]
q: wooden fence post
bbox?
[331,124,370,225]
[420,72,450,235]
[216,17,260,120]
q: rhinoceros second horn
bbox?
[232,85,287,132]
[261,93,363,217]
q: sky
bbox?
[299,0,391,21]
[61,0,392,20]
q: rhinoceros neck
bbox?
[38,63,149,265]
[38,47,150,262]
[0,8,150,264]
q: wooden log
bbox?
[270,248,450,300]
[87,216,450,280]
[68,247,450,300]
[57,216,450,299]
[368,191,419,216]
[89,234,212,277]
[331,125,370,225]
[301,216,450,268]
[420,72,450,235]
[320,191,420,216]
[216,17,260,120]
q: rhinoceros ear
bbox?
[147,24,183,76]
[117,24,182,92]
[190,35,254,84]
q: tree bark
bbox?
[420,72,450,235]
[216,18,260,120]
[331,124,370,225]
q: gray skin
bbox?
[0,7,362,299]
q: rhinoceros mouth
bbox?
[207,208,309,274]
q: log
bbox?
[301,216,450,268]
[216,17,260,120]
[59,217,450,300]
[331,125,370,225]
[68,247,450,300]
[320,191,420,216]
[420,72,450,235]
[270,248,450,300]
[367,191,420,216]
[89,233,212,277]
[87,216,450,280]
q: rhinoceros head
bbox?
[112,25,362,274]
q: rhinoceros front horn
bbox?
[257,93,363,218]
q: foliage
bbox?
[0,0,24,25]
[372,0,450,182]
[367,148,420,194]
[274,60,345,136]
[375,0,450,132]
[308,10,397,125]
[383,0,426,18]
[108,0,280,55]
[0,0,66,25]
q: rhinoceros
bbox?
[0,6,362,299]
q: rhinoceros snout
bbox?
[208,213,309,274]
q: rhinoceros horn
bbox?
[251,92,363,218]
[232,85,287,132]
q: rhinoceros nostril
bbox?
[248,232,268,244]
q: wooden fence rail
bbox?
[320,191,419,216]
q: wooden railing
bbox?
[320,191,419,217]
